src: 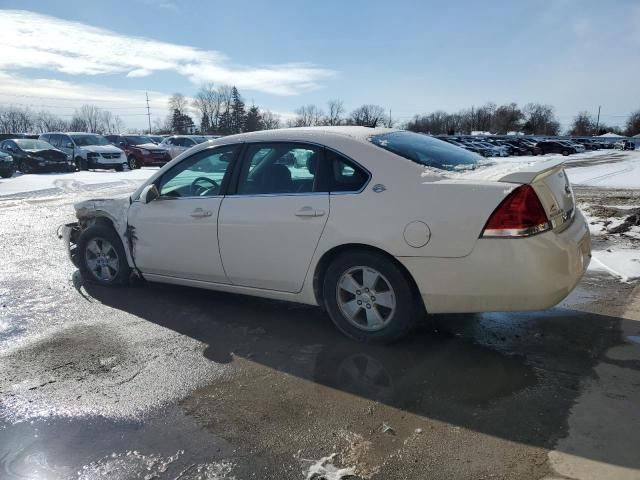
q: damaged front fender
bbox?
[68,197,137,269]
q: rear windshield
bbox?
[368,131,481,171]
[71,135,110,146]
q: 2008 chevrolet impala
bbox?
[61,127,591,343]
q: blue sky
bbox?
[0,0,638,130]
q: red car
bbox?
[106,135,171,169]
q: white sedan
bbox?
[62,127,591,343]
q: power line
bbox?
[145,92,152,134]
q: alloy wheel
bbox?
[85,237,120,282]
[336,266,396,331]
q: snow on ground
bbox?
[589,249,640,282]
[566,153,640,188]
[0,167,157,197]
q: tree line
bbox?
[0,104,125,135]
[2,88,639,137]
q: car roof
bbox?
[212,126,398,144]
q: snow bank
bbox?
[0,168,156,197]
[566,154,640,188]
[589,249,640,282]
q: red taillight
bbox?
[481,185,550,237]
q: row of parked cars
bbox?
[0,133,218,176]
[437,136,631,157]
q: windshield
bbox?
[124,136,153,145]
[191,136,208,144]
[369,131,481,171]
[71,135,110,146]
[15,139,53,150]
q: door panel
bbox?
[128,198,227,283]
[218,194,329,292]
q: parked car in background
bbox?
[0,150,15,178]
[39,133,126,171]
[0,138,72,173]
[536,140,577,156]
[106,135,172,169]
[563,141,586,153]
[160,135,209,159]
[615,140,636,151]
[62,127,590,343]
[147,135,165,144]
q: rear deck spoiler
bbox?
[497,158,565,184]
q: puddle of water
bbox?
[0,407,235,480]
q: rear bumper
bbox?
[399,209,591,313]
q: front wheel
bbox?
[77,224,130,285]
[115,164,124,172]
[76,157,87,171]
[0,168,13,178]
[323,251,420,344]
[562,150,569,156]
[128,156,140,170]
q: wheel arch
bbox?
[312,243,425,312]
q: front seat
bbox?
[261,164,293,193]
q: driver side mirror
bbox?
[140,184,159,204]
[65,142,74,148]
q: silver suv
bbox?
[39,132,126,171]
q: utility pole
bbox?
[145,92,152,134]
[388,109,392,127]
[595,105,601,135]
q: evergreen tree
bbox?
[245,105,262,132]
[230,86,246,133]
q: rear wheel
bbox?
[562,150,569,156]
[323,251,420,344]
[76,157,87,171]
[0,167,13,178]
[77,224,130,286]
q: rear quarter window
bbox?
[368,131,481,171]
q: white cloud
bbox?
[0,71,168,107]
[0,10,336,96]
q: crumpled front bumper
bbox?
[58,222,81,267]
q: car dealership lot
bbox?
[1,152,640,479]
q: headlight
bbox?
[139,149,150,155]
[87,152,99,158]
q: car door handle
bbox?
[191,208,212,218]
[295,207,325,217]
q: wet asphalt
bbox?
[1,174,639,479]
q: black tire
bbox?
[76,157,87,171]
[0,168,13,178]
[19,160,31,174]
[562,150,569,156]
[77,224,130,286]
[322,251,421,344]
[115,164,124,172]
[128,156,139,170]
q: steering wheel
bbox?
[190,176,219,196]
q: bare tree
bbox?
[625,109,640,136]
[349,104,386,127]
[168,93,188,115]
[492,103,524,134]
[33,111,67,133]
[0,107,34,133]
[73,105,102,132]
[261,110,281,130]
[568,111,595,136]
[292,104,324,127]
[192,83,221,134]
[326,99,344,126]
[522,103,560,135]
